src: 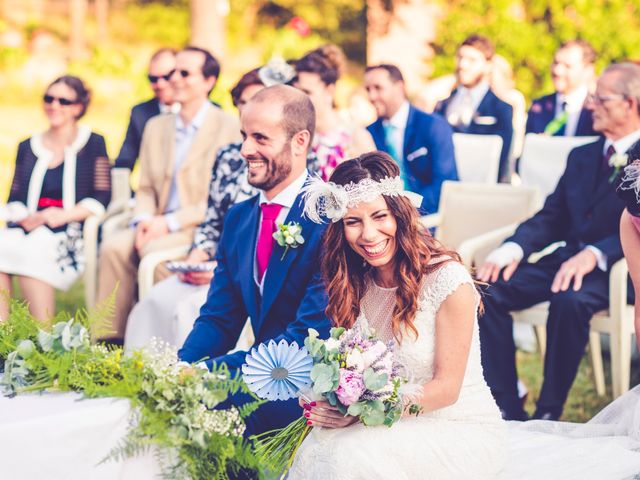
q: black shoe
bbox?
[532,410,560,421]
[500,408,530,421]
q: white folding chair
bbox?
[452,133,503,184]
[519,133,599,198]
[84,168,132,308]
[421,181,541,255]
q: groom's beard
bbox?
[247,148,293,192]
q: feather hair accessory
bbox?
[618,160,640,204]
[301,174,423,223]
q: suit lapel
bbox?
[260,188,308,321]
[238,196,261,321]
[585,138,609,209]
[403,106,417,161]
[159,117,176,211]
[179,108,217,175]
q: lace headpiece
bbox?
[301,174,423,223]
[258,57,296,87]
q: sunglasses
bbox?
[148,69,176,84]
[43,94,78,106]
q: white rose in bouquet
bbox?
[346,348,365,371]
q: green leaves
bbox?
[310,362,339,394]
[364,368,388,391]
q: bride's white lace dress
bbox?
[289,261,507,479]
[289,261,640,479]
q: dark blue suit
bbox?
[479,138,627,419]
[435,89,514,182]
[179,177,331,435]
[114,98,162,169]
[367,104,458,215]
[525,93,597,137]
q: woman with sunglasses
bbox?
[0,75,111,321]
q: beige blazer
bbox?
[134,106,241,229]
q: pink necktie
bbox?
[256,203,283,282]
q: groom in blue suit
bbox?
[179,85,331,435]
[365,64,457,214]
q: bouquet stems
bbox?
[251,417,311,478]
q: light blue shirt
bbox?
[164,101,212,231]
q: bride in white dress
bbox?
[288,152,640,480]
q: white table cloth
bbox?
[0,392,161,479]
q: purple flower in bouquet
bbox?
[335,369,365,406]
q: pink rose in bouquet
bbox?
[335,368,365,406]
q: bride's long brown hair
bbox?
[322,152,461,341]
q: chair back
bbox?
[108,168,132,213]
[519,134,599,198]
[452,133,503,184]
[433,180,541,250]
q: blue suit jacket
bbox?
[525,93,596,137]
[435,89,514,182]
[114,98,161,169]
[179,181,331,371]
[507,138,625,269]
[367,104,458,214]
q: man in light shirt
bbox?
[435,35,513,182]
[364,64,457,214]
[96,46,240,344]
[477,63,640,421]
[525,40,598,137]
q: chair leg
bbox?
[534,325,546,359]
[588,332,606,397]
[610,331,632,399]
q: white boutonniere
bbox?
[273,222,305,260]
[609,152,628,183]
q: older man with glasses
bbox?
[97,46,241,345]
[114,48,178,170]
[477,62,640,422]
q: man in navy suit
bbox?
[115,48,177,169]
[477,63,640,421]
[179,85,331,436]
[365,64,457,215]
[435,35,514,183]
[525,40,597,137]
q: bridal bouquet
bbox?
[242,327,421,476]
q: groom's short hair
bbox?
[250,85,316,141]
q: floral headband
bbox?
[301,174,423,223]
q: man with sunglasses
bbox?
[477,63,640,422]
[115,48,178,169]
[97,46,241,344]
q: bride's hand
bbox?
[301,399,358,429]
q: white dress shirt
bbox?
[445,81,490,126]
[382,100,410,161]
[254,170,309,293]
[556,86,588,137]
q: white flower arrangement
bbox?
[273,222,305,260]
[609,152,629,183]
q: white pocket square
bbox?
[474,115,497,125]
[407,147,428,162]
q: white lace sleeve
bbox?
[420,261,478,313]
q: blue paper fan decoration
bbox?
[242,339,313,401]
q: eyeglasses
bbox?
[43,94,78,106]
[148,69,176,84]
[586,93,627,105]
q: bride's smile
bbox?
[343,194,398,275]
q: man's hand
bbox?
[551,249,597,293]
[135,216,169,251]
[476,242,524,283]
[18,213,46,232]
[39,207,69,228]
[178,248,215,285]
